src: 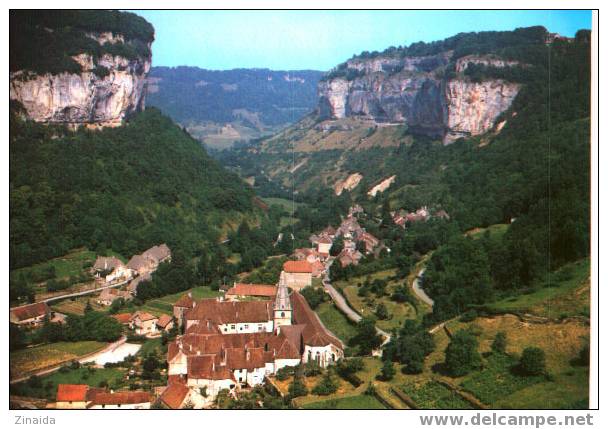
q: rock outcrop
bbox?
[10,32,152,128]
[334,173,363,196]
[317,52,521,144]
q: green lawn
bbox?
[10,367,125,400]
[466,223,509,240]
[10,341,107,376]
[303,394,387,409]
[315,301,358,345]
[484,258,590,319]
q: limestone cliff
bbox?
[10,14,153,128]
[317,52,520,144]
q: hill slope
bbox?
[10,107,256,270]
[146,67,323,149]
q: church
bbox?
[165,278,344,407]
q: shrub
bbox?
[312,372,339,396]
[491,331,507,354]
[519,347,546,376]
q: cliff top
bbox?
[10,10,154,75]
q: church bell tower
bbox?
[274,272,292,332]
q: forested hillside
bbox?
[10,108,256,270]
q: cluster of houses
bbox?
[392,206,450,228]
[91,244,172,306]
[307,207,381,268]
[109,311,174,337]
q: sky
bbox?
[134,10,592,71]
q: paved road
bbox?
[411,268,434,307]
[322,258,391,347]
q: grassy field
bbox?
[315,301,358,345]
[465,223,509,240]
[402,381,473,409]
[335,269,419,330]
[10,341,107,376]
[11,367,125,400]
[484,258,590,319]
[51,296,108,316]
[303,394,387,409]
[138,338,164,357]
[261,197,305,216]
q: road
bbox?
[322,258,391,347]
[411,268,434,306]
[10,278,132,313]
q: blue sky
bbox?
[134,10,592,71]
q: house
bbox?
[311,260,325,278]
[174,293,195,327]
[320,225,337,239]
[56,384,90,409]
[435,209,450,220]
[130,311,159,336]
[97,287,132,306]
[142,243,172,266]
[281,260,313,290]
[225,283,277,301]
[87,390,152,409]
[156,314,174,332]
[10,302,51,327]
[158,382,196,409]
[316,236,333,258]
[337,249,364,268]
[126,244,172,276]
[111,313,132,325]
[126,254,155,276]
[293,247,320,264]
[357,231,380,254]
[166,279,343,405]
[92,257,132,283]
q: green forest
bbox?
[9,108,256,272]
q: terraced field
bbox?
[10,341,107,376]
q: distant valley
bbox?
[146,67,323,149]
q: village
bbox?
[9,199,446,409]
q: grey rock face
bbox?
[10,33,152,128]
[318,52,520,144]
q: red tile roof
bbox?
[10,302,50,322]
[90,391,152,405]
[291,292,343,349]
[131,311,158,322]
[184,299,272,324]
[111,313,132,324]
[56,384,88,402]
[226,284,277,298]
[174,293,194,308]
[157,314,173,328]
[283,260,312,273]
[159,382,190,409]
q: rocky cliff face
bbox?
[318,53,520,144]
[10,32,152,128]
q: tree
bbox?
[491,331,507,354]
[312,371,338,395]
[519,347,546,376]
[378,360,396,381]
[300,287,326,310]
[444,330,482,377]
[375,303,389,320]
[287,377,308,399]
[350,317,382,355]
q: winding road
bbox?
[322,258,391,347]
[412,268,434,306]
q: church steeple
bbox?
[274,272,292,332]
